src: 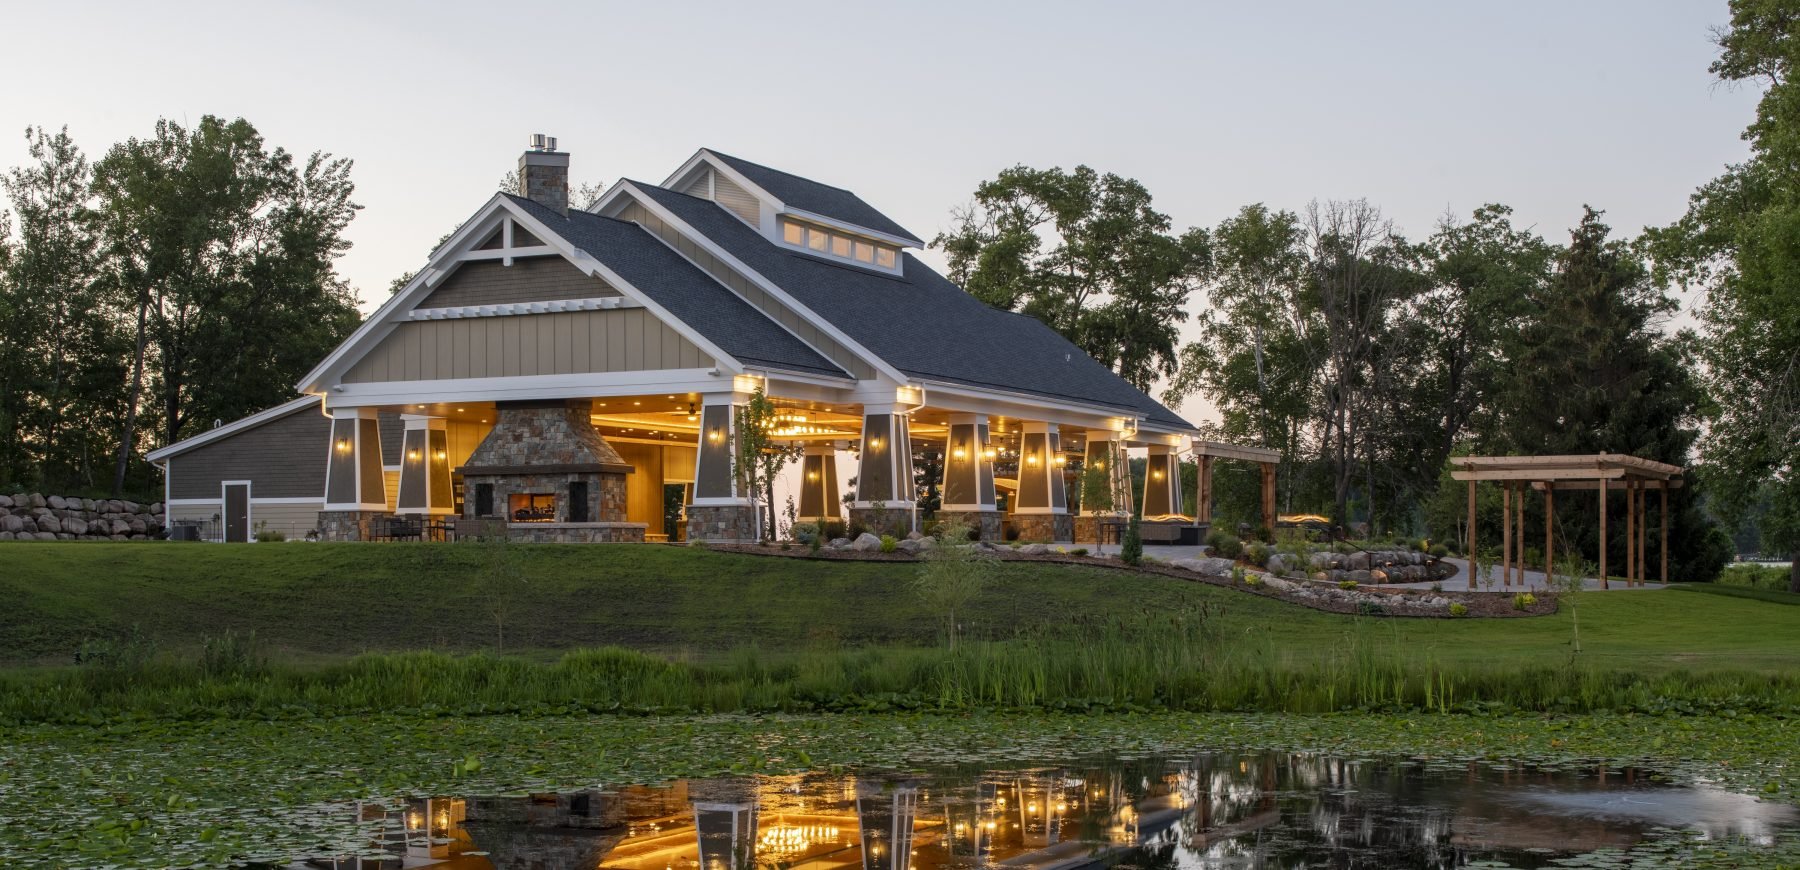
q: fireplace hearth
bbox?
[456,399,646,542]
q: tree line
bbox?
[0,117,362,497]
[935,3,1799,586]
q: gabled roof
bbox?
[703,150,924,246]
[503,195,850,380]
[629,183,1193,431]
[146,395,322,463]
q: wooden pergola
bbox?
[1191,441,1283,534]
[1450,453,1685,590]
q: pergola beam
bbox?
[1191,440,1282,463]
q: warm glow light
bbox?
[406,449,421,462]
[1027,453,1039,466]
[983,446,997,461]
[807,471,819,481]
[1054,454,1066,466]
[985,821,997,830]
[1152,469,1164,480]
[708,428,723,444]
[408,811,422,829]
[952,447,967,459]
[1028,802,1038,813]
[869,436,883,450]
[434,450,446,461]
[335,438,352,453]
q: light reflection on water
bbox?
[278,753,1798,870]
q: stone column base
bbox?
[1074,515,1102,544]
[1011,512,1074,543]
[317,510,386,542]
[686,505,757,543]
[934,509,1004,541]
[849,506,916,538]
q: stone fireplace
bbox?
[457,399,646,542]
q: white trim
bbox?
[326,368,732,407]
[1011,506,1069,515]
[251,497,326,505]
[600,181,914,386]
[457,245,556,263]
[146,395,322,462]
[405,296,637,321]
[780,206,921,251]
[323,503,390,512]
[222,479,252,543]
[691,496,754,507]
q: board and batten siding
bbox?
[342,308,711,384]
[167,502,323,542]
[712,173,761,226]
[418,256,621,309]
[618,202,877,381]
[168,404,331,500]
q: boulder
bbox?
[61,518,87,536]
[0,515,20,533]
[1345,551,1372,571]
[827,537,851,549]
[56,532,74,540]
[1172,556,1236,576]
[0,494,11,508]
[47,495,67,510]
[897,538,925,554]
[1348,569,1373,584]
[35,516,61,535]
[28,493,46,508]
[33,531,55,541]
[151,502,164,515]
[1309,552,1333,570]
[110,518,131,536]
[1370,569,1388,584]
[906,530,924,540]
[0,532,10,541]
[127,517,147,534]
[109,534,127,542]
[1266,554,1288,576]
[122,500,140,513]
[19,517,36,533]
[850,532,883,552]
[1018,543,1051,555]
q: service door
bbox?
[223,482,251,543]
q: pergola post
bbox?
[1627,479,1641,590]
[1259,461,1276,536]
[1598,478,1609,590]
[1195,454,1214,525]
[1501,483,1512,588]
[1466,478,1478,590]
[1639,481,1650,587]
[1515,482,1525,588]
[1544,482,1554,589]
[1660,481,1669,585]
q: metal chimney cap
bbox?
[528,133,558,152]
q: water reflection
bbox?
[282,754,1798,869]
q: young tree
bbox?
[732,387,801,541]
[1079,460,1114,555]
[914,522,987,650]
[933,165,1211,390]
[1648,0,1800,590]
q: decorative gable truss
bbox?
[298,195,750,408]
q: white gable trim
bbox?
[298,194,749,395]
[597,181,913,387]
[146,395,323,463]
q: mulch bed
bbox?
[700,542,1558,619]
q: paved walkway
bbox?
[1084,544,1664,593]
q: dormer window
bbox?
[780,217,900,272]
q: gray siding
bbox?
[169,404,331,500]
[418,256,620,309]
[378,409,402,465]
[619,202,877,380]
[342,308,711,383]
[681,168,713,198]
[713,173,760,225]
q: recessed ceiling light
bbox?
[633,401,641,406]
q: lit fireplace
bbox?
[509,493,556,523]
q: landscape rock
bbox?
[33,531,55,541]
[28,493,45,508]
[827,537,851,549]
[1266,554,1289,576]
[1348,569,1372,584]
[36,516,62,535]
[151,502,164,515]
[912,536,935,550]
[0,532,10,541]
[850,532,883,552]
[0,494,12,508]
[1172,556,1236,576]
[0,515,20,533]
[906,531,924,540]
[128,517,147,534]
[110,518,131,536]
[61,518,87,535]
[47,495,67,510]
[1346,552,1371,571]
[1309,552,1333,569]
[1018,543,1051,555]
[897,539,925,554]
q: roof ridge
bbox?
[705,149,857,194]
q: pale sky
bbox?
[2,0,1761,427]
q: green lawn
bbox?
[2,542,1797,673]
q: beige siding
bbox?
[169,405,331,500]
[681,168,713,199]
[618,202,877,380]
[417,256,620,309]
[713,173,761,225]
[168,501,322,542]
[343,309,710,384]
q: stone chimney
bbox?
[519,133,569,216]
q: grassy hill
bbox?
[2,542,1797,673]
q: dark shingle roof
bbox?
[627,184,1193,431]
[706,150,923,245]
[505,194,849,379]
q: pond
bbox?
[264,752,1797,869]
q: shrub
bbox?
[1070,547,1089,556]
[790,522,820,545]
[1449,602,1468,617]
[1333,541,1356,555]
[1203,530,1242,559]
[1245,542,1270,568]
[1230,565,1247,584]
[821,521,847,541]
[1120,514,1143,566]
[1003,525,1021,542]
[201,630,265,680]
[1245,574,1264,587]
[1430,581,1443,593]
[75,625,156,671]
[1338,579,1359,591]
[1428,544,1449,558]
[1512,592,1537,611]
[780,541,791,551]
[879,535,898,554]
